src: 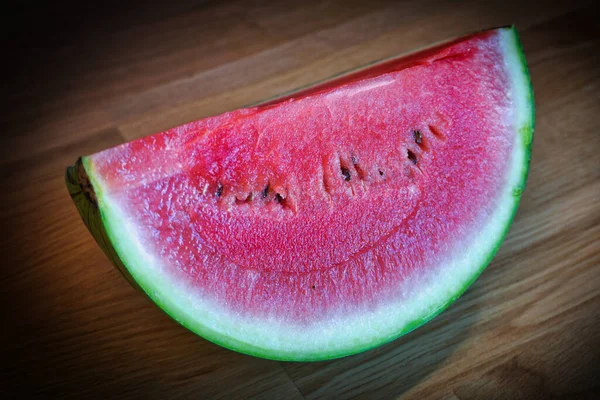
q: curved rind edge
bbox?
[66,26,534,362]
[65,158,142,292]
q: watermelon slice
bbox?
[66,26,534,361]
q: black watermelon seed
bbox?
[413,130,422,144]
[407,149,418,164]
[341,167,351,181]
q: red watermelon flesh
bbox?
[67,26,533,360]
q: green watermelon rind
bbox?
[66,26,534,361]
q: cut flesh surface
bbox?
[71,27,533,361]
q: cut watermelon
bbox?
[66,26,534,361]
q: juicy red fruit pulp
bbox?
[92,31,512,324]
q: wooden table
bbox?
[2,1,599,398]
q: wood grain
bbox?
[2,1,599,398]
